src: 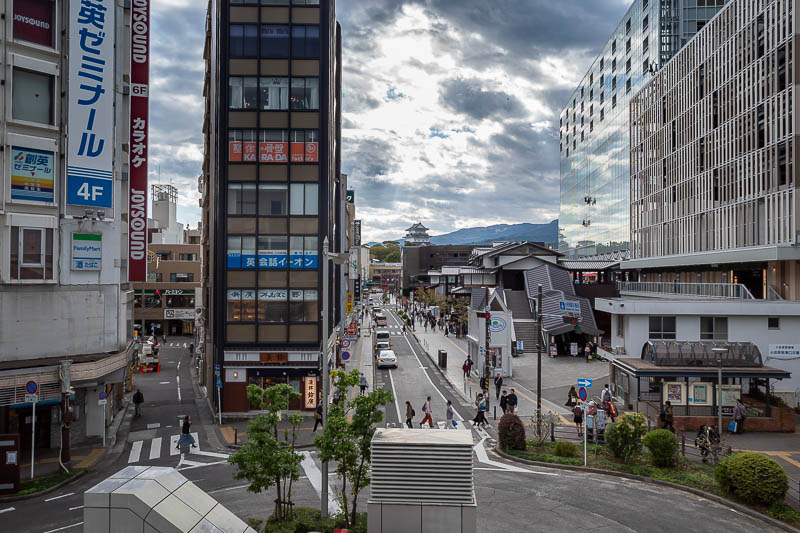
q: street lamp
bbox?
[320,236,349,519]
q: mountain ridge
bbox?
[427,220,558,246]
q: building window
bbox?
[10,226,53,280]
[600,108,604,121]
[643,15,649,30]
[260,77,289,110]
[649,316,676,340]
[612,94,617,107]
[600,91,604,103]
[700,317,728,340]
[768,317,780,329]
[612,58,617,72]
[229,77,259,109]
[643,60,649,75]
[289,289,318,321]
[643,36,649,52]
[599,58,604,70]
[292,0,320,4]
[12,68,54,125]
[228,183,257,215]
[13,0,55,47]
[643,0,648,7]
[259,184,288,215]
[289,235,319,268]
[611,39,616,53]
[227,289,256,322]
[626,58,631,73]
[290,78,319,110]
[626,78,631,93]
[228,129,258,162]
[260,25,290,57]
[259,129,290,163]
[258,289,288,322]
[291,26,320,59]
[227,235,257,269]
[626,38,631,54]
[258,235,288,269]
[230,24,258,57]
[626,18,631,34]
[290,129,319,162]
[178,253,198,261]
[170,272,195,282]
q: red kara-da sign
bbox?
[13,0,54,47]
[128,0,150,282]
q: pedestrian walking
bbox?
[662,400,675,432]
[446,400,457,429]
[572,404,584,436]
[189,343,194,356]
[473,393,488,428]
[732,398,746,433]
[359,374,368,394]
[506,388,518,413]
[466,356,473,376]
[499,390,509,414]
[162,333,167,344]
[420,396,434,428]
[462,359,470,379]
[584,342,592,363]
[565,386,578,408]
[313,400,323,432]
[405,401,415,429]
[424,320,428,332]
[494,373,503,400]
[176,415,197,449]
[133,388,144,417]
[601,384,611,403]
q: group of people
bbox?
[566,384,617,437]
[405,397,459,429]
[400,304,466,338]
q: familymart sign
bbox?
[71,233,102,270]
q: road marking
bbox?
[159,381,171,385]
[68,506,83,511]
[192,449,230,459]
[177,359,181,371]
[300,452,340,514]
[147,423,160,429]
[149,437,162,460]
[473,438,557,475]
[207,484,250,495]
[44,492,74,502]
[386,368,403,425]
[43,523,83,533]
[128,440,142,463]
[0,507,14,515]
[177,375,181,402]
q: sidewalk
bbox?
[217,416,321,448]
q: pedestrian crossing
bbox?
[166,342,189,348]
[128,432,200,463]
[385,420,472,431]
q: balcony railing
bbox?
[617,281,755,299]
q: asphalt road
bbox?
[2,312,789,532]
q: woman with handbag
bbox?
[565,386,578,408]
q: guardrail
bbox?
[617,281,755,299]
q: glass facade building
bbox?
[558,0,728,257]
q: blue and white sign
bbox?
[488,317,506,332]
[516,340,524,351]
[559,300,581,314]
[227,251,241,268]
[257,251,287,269]
[67,0,115,209]
[216,376,223,389]
[290,250,318,269]
[71,233,102,271]
[340,351,351,361]
[577,378,593,388]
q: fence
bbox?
[618,281,755,299]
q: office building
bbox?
[600,0,799,405]
[0,0,135,451]
[202,0,342,413]
[559,0,729,257]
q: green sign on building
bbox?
[346,190,354,203]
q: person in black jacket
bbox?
[494,374,503,400]
[133,388,144,417]
[506,388,519,413]
[176,415,197,449]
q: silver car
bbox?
[376,349,398,369]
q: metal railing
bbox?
[618,281,755,299]
[767,285,784,301]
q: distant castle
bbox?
[403,222,430,246]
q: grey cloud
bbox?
[439,78,525,121]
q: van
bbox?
[375,313,388,327]
[373,329,391,354]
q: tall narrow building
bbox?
[201,0,342,413]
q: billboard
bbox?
[71,233,102,271]
[13,0,54,47]
[128,0,151,282]
[66,0,115,209]
[11,147,54,203]
[353,219,361,246]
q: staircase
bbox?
[504,290,540,355]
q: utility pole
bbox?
[484,287,490,405]
[321,237,330,519]
[536,284,543,437]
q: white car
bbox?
[376,349,398,369]
[374,341,391,357]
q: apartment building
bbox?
[202,0,343,413]
[0,0,135,453]
[559,0,729,257]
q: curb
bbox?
[493,447,800,533]
[0,468,89,503]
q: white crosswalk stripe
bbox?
[130,433,202,463]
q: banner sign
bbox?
[71,233,102,270]
[346,190,354,203]
[13,0,54,47]
[11,147,54,203]
[165,308,195,320]
[67,0,115,209]
[354,219,361,246]
[128,0,150,281]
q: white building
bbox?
[0,0,134,450]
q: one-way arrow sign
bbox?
[577,378,593,388]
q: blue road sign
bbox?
[216,376,223,389]
[578,387,588,401]
[341,339,351,348]
[577,378,593,388]
[559,300,581,314]
[341,351,351,361]
[25,380,38,394]
[98,391,107,400]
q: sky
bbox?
[152,0,631,242]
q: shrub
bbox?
[498,413,526,450]
[554,441,579,458]
[604,412,648,463]
[643,429,679,467]
[715,452,788,506]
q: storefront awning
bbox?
[611,357,791,380]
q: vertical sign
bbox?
[128,0,151,282]
[304,376,317,409]
[353,220,361,246]
[67,0,115,208]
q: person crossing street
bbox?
[419,396,434,428]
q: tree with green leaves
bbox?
[314,369,393,528]
[228,383,304,523]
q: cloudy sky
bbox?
[153,0,631,242]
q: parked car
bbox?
[376,350,398,369]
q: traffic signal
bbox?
[562,315,579,326]
[155,289,161,297]
[484,312,492,325]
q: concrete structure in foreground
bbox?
[84,466,255,533]
[368,428,476,533]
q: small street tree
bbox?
[228,383,304,523]
[314,369,393,528]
